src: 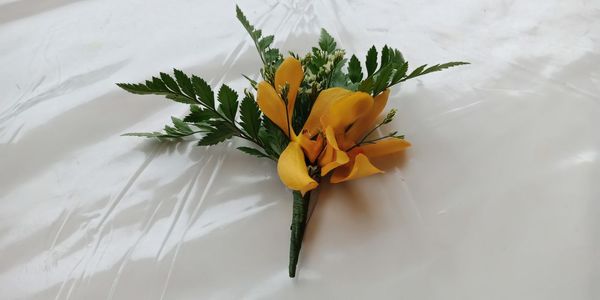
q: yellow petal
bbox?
[257,81,289,135]
[297,131,324,163]
[330,153,383,183]
[359,138,411,158]
[302,87,351,136]
[344,89,390,146]
[319,126,349,176]
[319,144,335,167]
[275,57,303,124]
[277,141,318,195]
[320,91,373,132]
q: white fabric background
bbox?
[1,0,599,299]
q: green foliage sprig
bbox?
[117,7,467,161]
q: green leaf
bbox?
[116,83,152,95]
[237,146,269,158]
[264,48,282,64]
[237,4,281,71]
[171,117,193,134]
[184,105,215,123]
[191,75,214,108]
[366,46,378,76]
[207,119,237,131]
[392,49,405,66]
[329,58,348,88]
[236,5,254,37]
[348,55,363,83]
[122,112,213,140]
[252,29,262,40]
[163,125,183,136]
[291,93,310,133]
[118,74,195,104]
[239,94,261,139]
[373,64,393,95]
[147,77,168,91]
[217,84,239,121]
[259,117,287,158]
[173,69,195,99]
[318,29,336,53]
[242,74,258,90]
[122,132,165,138]
[401,61,469,82]
[391,62,409,84]
[288,51,299,59]
[165,94,195,104]
[419,61,470,76]
[197,127,234,146]
[403,64,427,81]
[160,72,181,94]
[259,35,274,50]
[357,77,374,93]
[381,45,390,67]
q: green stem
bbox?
[346,122,385,152]
[289,190,311,278]
[362,133,401,144]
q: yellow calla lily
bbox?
[257,81,288,133]
[343,89,390,148]
[319,126,349,176]
[330,138,411,183]
[330,152,383,183]
[359,138,411,158]
[274,57,303,125]
[296,130,323,163]
[256,57,410,192]
[256,57,323,194]
[320,91,373,133]
[302,87,351,136]
[311,90,373,175]
[312,88,410,184]
[256,57,304,138]
[277,141,318,195]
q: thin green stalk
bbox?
[346,123,385,152]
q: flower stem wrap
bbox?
[289,190,311,277]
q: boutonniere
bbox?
[117,6,467,277]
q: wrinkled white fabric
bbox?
[0,0,599,299]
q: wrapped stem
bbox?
[288,190,310,277]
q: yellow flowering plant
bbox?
[117,6,467,277]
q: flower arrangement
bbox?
[117,6,467,277]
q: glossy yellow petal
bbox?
[257,81,289,135]
[277,141,318,195]
[319,126,349,176]
[359,138,411,158]
[275,57,303,124]
[344,89,390,146]
[319,144,335,166]
[324,126,341,149]
[297,131,324,163]
[302,87,351,136]
[320,91,373,132]
[330,153,383,183]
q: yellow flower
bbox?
[317,89,412,183]
[256,57,411,194]
[256,57,322,195]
